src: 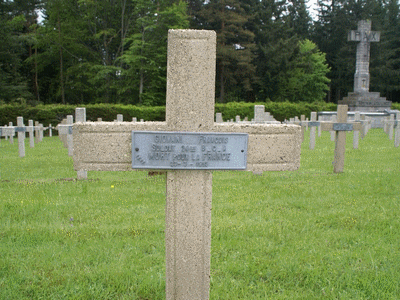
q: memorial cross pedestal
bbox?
[320,105,362,173]
[73,30,301,300]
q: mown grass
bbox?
[0,128,399,299]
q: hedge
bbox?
[1,101,398,129]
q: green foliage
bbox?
[391,102,400,110]
[198,0,258,102]
[279,39,331,103]
[0,102,344,126]
[0,104,166,127]
[216,101,337,121]
[2,0,400,105]
[119,1,189,106]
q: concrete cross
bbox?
[308,112,319,150]
[8,122,14,144]
[33,122,45,142]
[395,112,400,147]
[383,112,400,146]
[73,30,301,300]
[348,20,380,93]
[27,120,35,148]
[353,112,361,149]
[292,115,306,142]
[320,105,361,173]
[16,117,26,157]
[57,116,74,156]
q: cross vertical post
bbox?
[164,30,215,299]
[353,112,360,149]
[35,121,40,144]
[17,117,25,157]
[8,122,14,144]
[333,105,348,173]
[28,120,34,148]
[320,105,361,173]
[67,115,73,156]
[395,112,400,147]
[75,108,88,180]
[309,112,318,150]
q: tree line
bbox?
[1,0,399,106]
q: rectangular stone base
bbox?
[338,92,392,127]
[338,92,392,112]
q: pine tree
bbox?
[198,0,257,102]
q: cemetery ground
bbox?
[1,129,399,300]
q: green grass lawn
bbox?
[1,129,399,299]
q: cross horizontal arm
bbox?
[320,122,362,132]
[73,122,301,172]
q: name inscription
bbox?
[132,131,248,170]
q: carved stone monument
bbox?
[339,20,391,113]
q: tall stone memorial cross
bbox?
[348,20,380,93]
[320,105,361,173]
[73,30,301,300]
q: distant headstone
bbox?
[215,112,223,123]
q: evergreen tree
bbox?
[120,1,189,105]
[198,0,257,102]
[280,39,330,102]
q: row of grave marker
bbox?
[288,111,399,148]
[0,118,54,157]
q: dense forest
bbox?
[1,0,399,105]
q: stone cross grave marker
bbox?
[28,120,35,148]
[353,112,361,149]
[320,105,361,173]
[8,122,14,144]
[383,112,400,146]
[395,112,400,147]
[348,20,380,93]
[16,117,26,157]
[72,30,301,300]
[58,116,74,156]
[309,112,318,150]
